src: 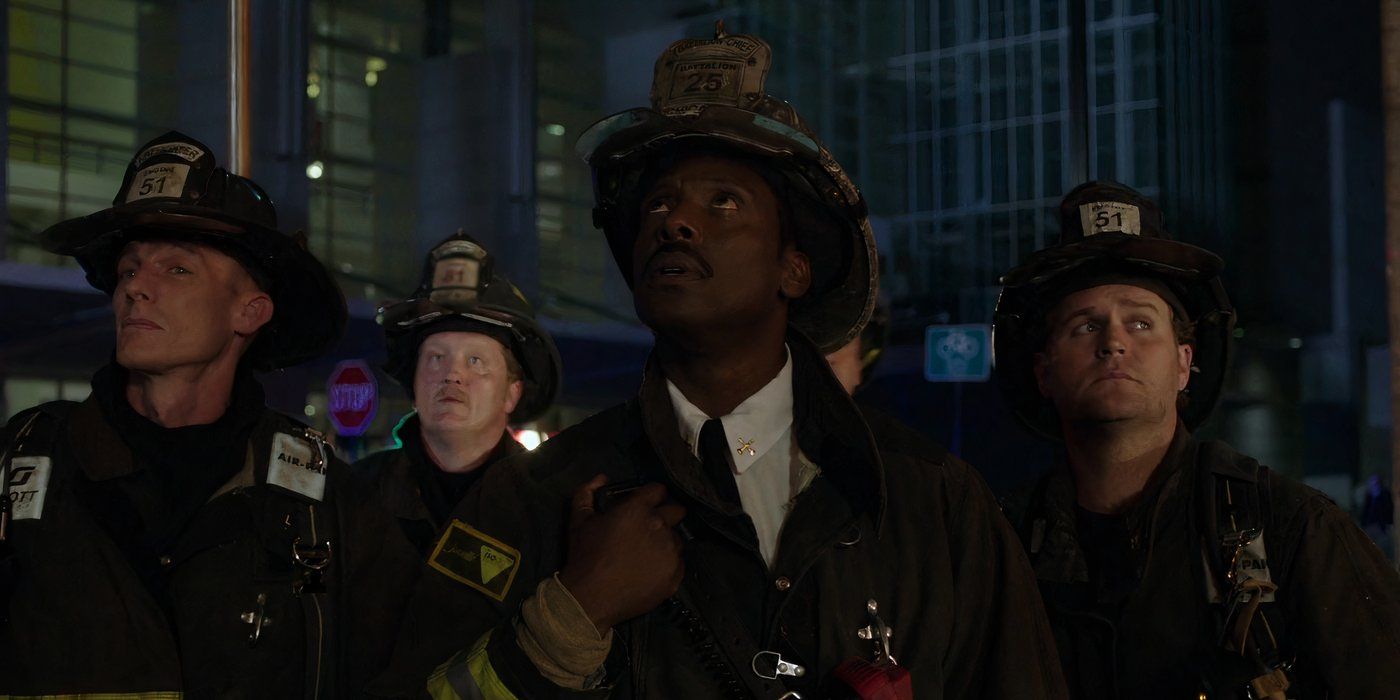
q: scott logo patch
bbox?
[7,456,52,520]
[429,520,522,602]
[267,432,326,501]
[1079,201,1142,237]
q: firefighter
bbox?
[355,231,561,555]
[0,131,419,696]
[373,25,1066,699]
[996,180,1400,698]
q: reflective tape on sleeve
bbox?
[426,631,520,700]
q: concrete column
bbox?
[175,1,231,159]
[249,0,311,234]
[416,0,538,299]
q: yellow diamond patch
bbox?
[479,545,515,584]
[429,520,523,602]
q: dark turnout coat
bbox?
[374,335,1067,699]
[1005,429,1400,699]
[0,395,420,698]
[353,415,524,557]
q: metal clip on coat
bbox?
[833,599,914,700]
[292,537,332,595]
[240,592,273,645]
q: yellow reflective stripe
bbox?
[3,693,182,699]
[426,630,519,700]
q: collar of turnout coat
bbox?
[1023,425,1198,585]
[628,328,889,535]
[359,414,523,526]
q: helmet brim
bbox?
[40,204,347,371]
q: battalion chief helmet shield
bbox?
[577,22,878,353]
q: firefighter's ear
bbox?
[1034,351,1052,398]
[503,379,523,414]
[779,246,811,300]
[235,293,274,338]
[1176,342,1193,391]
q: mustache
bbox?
[433,385,468,402]
[646,243,712,276]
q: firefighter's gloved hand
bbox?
[558,474,686,634]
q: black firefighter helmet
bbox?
[992,181,1236,439]
[380,231,562,424]
[576,22,878,353]
[38,130,346,370]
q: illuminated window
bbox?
[5,0,177,265]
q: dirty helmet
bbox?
[380,231,562,423]
[38,130,346,370]
[576,22,877,353]
[991,180,1236,439]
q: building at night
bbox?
[1,0,1390,502]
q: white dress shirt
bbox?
[665,349,819,567]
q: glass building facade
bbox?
[712,0,1220,329]
[1,0,1383,501]
[6,0,179,267]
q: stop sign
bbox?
[327,359,378,436]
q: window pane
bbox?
[9,52,62,104]
[1015,124,1034,199]
[1014,43,1034,118]
[990,127,1009,202]
[10,7,62,57]
[1094,32,1115,107]
[70,0,138,28]
[66,65,137,117]
[989,49,1007,121]
[1096,112,1116,179]
[1043,119,1063,196]
[989,0,1007,40]
[1041,41,1062,113]
[1130,25,1157,101]
[1130,107,1159,187]
[69,20,137,72]
[1042,0,1062,30]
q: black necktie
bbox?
[698,418,743,510]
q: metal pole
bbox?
[228,0,252,175]
[1067,0,1090,185]
[1381,0,1400,563]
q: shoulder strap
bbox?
[2,402,77,541]
[248,413,339,699]
[669,550,800,700]
[1196,441,1293,698]
[1,402,77,617]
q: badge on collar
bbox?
[6,456,52,520]
[429,519,522,602]
[267,432,327,501]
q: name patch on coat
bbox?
[1231,531,1276,602]
[1203,531,1276,604]
[7,456,52,520]
[267,432,326,501]
[429,519,521,602]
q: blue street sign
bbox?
[924,324,992,382]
